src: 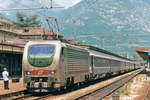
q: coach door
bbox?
[90,56,94,76]
[59,47,66,83]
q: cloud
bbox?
[0,0,13,9]
[54,0,81,8]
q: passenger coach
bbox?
[81,45,139,79]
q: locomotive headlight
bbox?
[25,71,32,75]
[49,70,56,75]
[51,71,55,74]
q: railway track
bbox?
[0,68,144,100]
[76,68,143,100]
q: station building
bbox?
[136,49,150,68]
[0,18,63,78]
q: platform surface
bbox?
[0,78,25,95]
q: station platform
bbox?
[0,78,25,95]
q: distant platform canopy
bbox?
[136,49,150,60]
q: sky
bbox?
[0,0,13,9]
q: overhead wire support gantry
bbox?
[0,0,63,11]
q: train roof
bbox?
[26,40,89,52]
[80,44,133,61]
[61,42,89,52]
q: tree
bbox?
[13,12,41,28]
[0,13,11,21]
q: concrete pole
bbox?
[73,20,76,41]
[147,58,150,69]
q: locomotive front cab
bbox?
[28,44,55,68]
[23,42,59,92]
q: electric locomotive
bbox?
[22,40,90,92]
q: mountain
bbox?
[58,0,150,58]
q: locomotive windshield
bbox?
[28,44,55,67]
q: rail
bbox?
[76,68,143,100]
[0,90,25,100]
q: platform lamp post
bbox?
[71,18,77,41]
[117,33,129,57]
[148,51,150,69]
[91,35,105,49]
[100,35,104,49]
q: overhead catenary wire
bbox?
[0,7,64,11]
[84,0,97,9]
[0,0,63,11]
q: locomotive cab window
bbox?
[61,47,64,55]
[28,44,55,67]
